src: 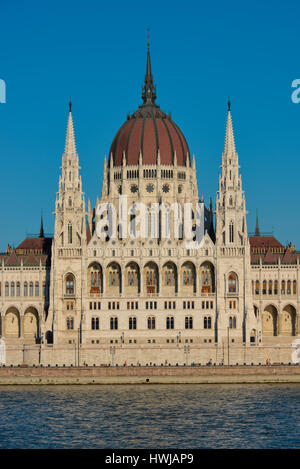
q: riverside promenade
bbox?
[0,365,299,385]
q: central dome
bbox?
[109,46,190,168]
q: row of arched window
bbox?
[0,281,47,297]
[85,262,219,295]
[252,280,297,295]
[87,316,237,330]
[87,316,220,331]
[64,266,239,296]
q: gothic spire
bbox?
[142,35,157,105]
[64,100,76,156]
[224,100,237,156]
[216,102,248,246]
[39,213,44,238]
[255,211,260,236]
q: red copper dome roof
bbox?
[109,46,190,167]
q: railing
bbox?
[58,248,82,257]
[89,291,103,298]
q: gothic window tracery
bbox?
[228,272,238,293]
[65,274,75,295]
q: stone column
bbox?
[20,314,25,338]
[296,313,300,335]
[277,311,283,337]
[120,265,125,297]
[139,264,143,296]
[102,265,106,295]
[176,263,180,295]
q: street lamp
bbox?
[184,345,190,366]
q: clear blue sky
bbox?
[0,0,299,251]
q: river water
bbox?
[0,384,299,448]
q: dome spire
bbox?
[142,30,157,105]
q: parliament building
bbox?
[0,46,299,366]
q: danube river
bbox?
[0,384,299,448]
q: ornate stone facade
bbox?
[0,47,299,366]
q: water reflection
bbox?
[0,384,299,448]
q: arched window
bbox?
[274,280,278,295]
[109,267,120,286]
[229,221,234,243]
[91,317,99,330]
[281,280,285,295]
[262,280,267,295]
[66,317,74,330]
[35,282,39,297]
[229,316,237,329]
[11,282,15,297]
[90,264,102,293]
[29,282,34,297]
[145,263,158,294]
[110,317,118,330]
[129,317,137,330]
[5,282,9,297]
[255,280,259,295]
[68,222,73,244]
[287,280,291,294]
[204,316,212,329]
[16,282,20,297]
[183,264,193,286]
[268,280,273,295]
[185,316,193,329]
[166,316,174,329]
[68,197,72,207]
[228,273,238,293]
[148,316,156,329]
[200,262,215,293]
[24,282,28,297]
[293,280,297,295]
[164,264,176,286]
[65,274,75,295]
[127,265,138,286]
[147,269,156,286]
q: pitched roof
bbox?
[16,237,52,254]
[249,236,284,249]
[23,251,39,266]
[249,235,300,265]
[281,249,299,264]
[5,251,20,266]
[263,247,277,264]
